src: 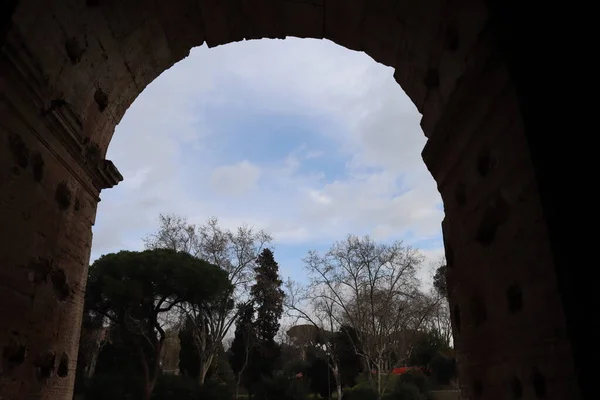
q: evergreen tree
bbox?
[250,248,285,376]
[433,264,448,298]
[229,303,257,397]
[251,248,285,343]
[178,316,202,378]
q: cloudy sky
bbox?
[90,38,445,287]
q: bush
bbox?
[86,371,144,400]
[343,382,378,400]
[396,369,430,394]
[384,383,424,400]
[283,359,309,379]
[253,375,308,400]
[152,374,233,400]
[429,353,457,386]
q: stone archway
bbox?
[0,1,584,399]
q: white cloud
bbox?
[210,161,261,197]
[91,38,445,281]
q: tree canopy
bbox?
[85,248,230,400]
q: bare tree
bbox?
[144,214,272,384]
[286,234,433,399]
[285,280,344,400]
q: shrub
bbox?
[86,371,144,400]
[429,353,457,386]
[343,382,378,400]
[151,374,233,400]
[384,383,424,400]
[253,374,309,400]
[396,369,430,394]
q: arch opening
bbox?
[0,1,583,399]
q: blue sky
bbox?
[90,38,445,287]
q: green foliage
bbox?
[384,383,424,400]
[209,344,237,390]
[151,374,233,400]
[86,371,144,400]
[282,359,310,378]
[432,265,447,298]
[177,317,201,379]
[94,327,140,375]
[85,249,230,399]
[305,356,335,398]
[253,375,309,400]
[333,325,363,388]
[343,382,378,400]
[428,352,457,386]
[250,248,285,377]
[395,369,430,395]
[251,248,285,343]
[229,303,257,387]
[230,248,285,392]
[409,330,449,367]
[86,249,230,318]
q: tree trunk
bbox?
[86,346,100,380]
[377,359,382,399]
[332,367,343,400]
[199,354,214,385]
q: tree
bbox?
[286,235,433,399]
[178,317,202,378]
[250,248,285,377]
[333,326,363,388]
[432,263,447,299]
[229,303,257,399]
[144,214,272,384]
[85,249,230,400]
[426,258,452,347]
[286,283,347,400]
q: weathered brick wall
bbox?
[0,0,581,399]
[422,49,580,397]
[1,26,121,398]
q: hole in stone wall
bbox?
[34,352,55,381]
[32,152,44,182]
[531,367,547,398]
[74,198,81,211]
[8,132,29,169]
[511,376,523,398]
[57,352,69,377]
[55,182,72,211]
[84,141,102,164]
[471,295,487,327]
[50,268,71,301]
[94,88,109,112]
[475,192,510,246]
[455,182,467,207]
[453,304,461,333]
[2,340,26,371]
[506,283,523,313]
[65,37,85,65]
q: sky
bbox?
[90,38,446,288]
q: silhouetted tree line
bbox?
[73,215,456,400]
